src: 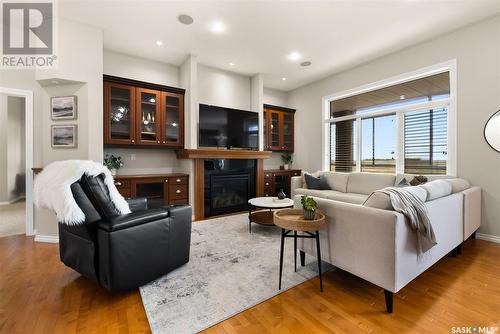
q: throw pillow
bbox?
[304,173,331,190]
[410,175,428,186]
[397,178,411,187]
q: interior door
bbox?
[136,88,161,145]
[104,82,136,145]
[160,91,184,147]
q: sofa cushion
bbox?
[347,173,396,195]
[326,191,368,205]
[419,179,452,201]
[304,173,331,190]
[445,178,470,193]
[319,172,350,192]
[294,188,337,199]
[363,186,428,210]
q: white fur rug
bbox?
[34,160,130,225]
[140,213,333,334]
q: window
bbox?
[404,107,448,174]
[325,68,454,175]
[361,114,396,173]
[330,120,357,172]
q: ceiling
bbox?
[59,1,500,92]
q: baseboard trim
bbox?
[34,234,59,243]
[476,233,500,244]
[0,196,25,205]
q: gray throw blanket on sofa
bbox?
[379,187,437,255]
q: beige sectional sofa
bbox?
[291,172,481,312]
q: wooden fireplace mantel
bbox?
[175,149,271,220]
[175,149,272,160]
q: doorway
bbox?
[0,88,34,237]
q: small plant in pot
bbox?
[103,154,123,175]
[301,195,318,220]
[280,152,293,170]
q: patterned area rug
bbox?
[140,213,332,334]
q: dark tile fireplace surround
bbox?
[204,159,256,217]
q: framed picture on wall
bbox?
[51,124,78,148]
[51,95,77,120]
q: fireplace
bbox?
[204,159,256,217]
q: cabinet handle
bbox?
[114,181,122,186]
[176,178,181,183]
[176,189,181,194]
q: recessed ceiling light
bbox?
[287,51,302,61]
[229,62,235,66]
[399,95,405,100]
[178,14,194,25]
[300,61,312,67]
[156,40,163,46]
[282,77,287,81]
[210,21,226,33]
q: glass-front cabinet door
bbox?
[282,112,294,151]
[160,92,184,147]
[263,110,268,149]
[136,88,161,145]
[104,82,136,145]
[269,111,281,150]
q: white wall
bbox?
[104,50,179,87]
[288,15,500,238]
[1,18,104,238]
[263,87,288,107]
[197,64,251,110]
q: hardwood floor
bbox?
[0,236,499,334]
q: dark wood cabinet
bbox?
[104,75,185,148]
[263,104,295,152]
[263,169,301,197]
[114,174,189,208]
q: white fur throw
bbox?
[34,160,130,225]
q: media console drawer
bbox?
[169,185,188,200]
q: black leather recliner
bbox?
[58,173,192,292]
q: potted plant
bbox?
[103,154,123,175]
[301,195,318,220]
[280,152,293,170]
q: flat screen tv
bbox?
[199,104,259,149]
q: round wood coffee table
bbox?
[247,197,294,233]
[273,209,326,292]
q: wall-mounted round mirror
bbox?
[485,110,500,153]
